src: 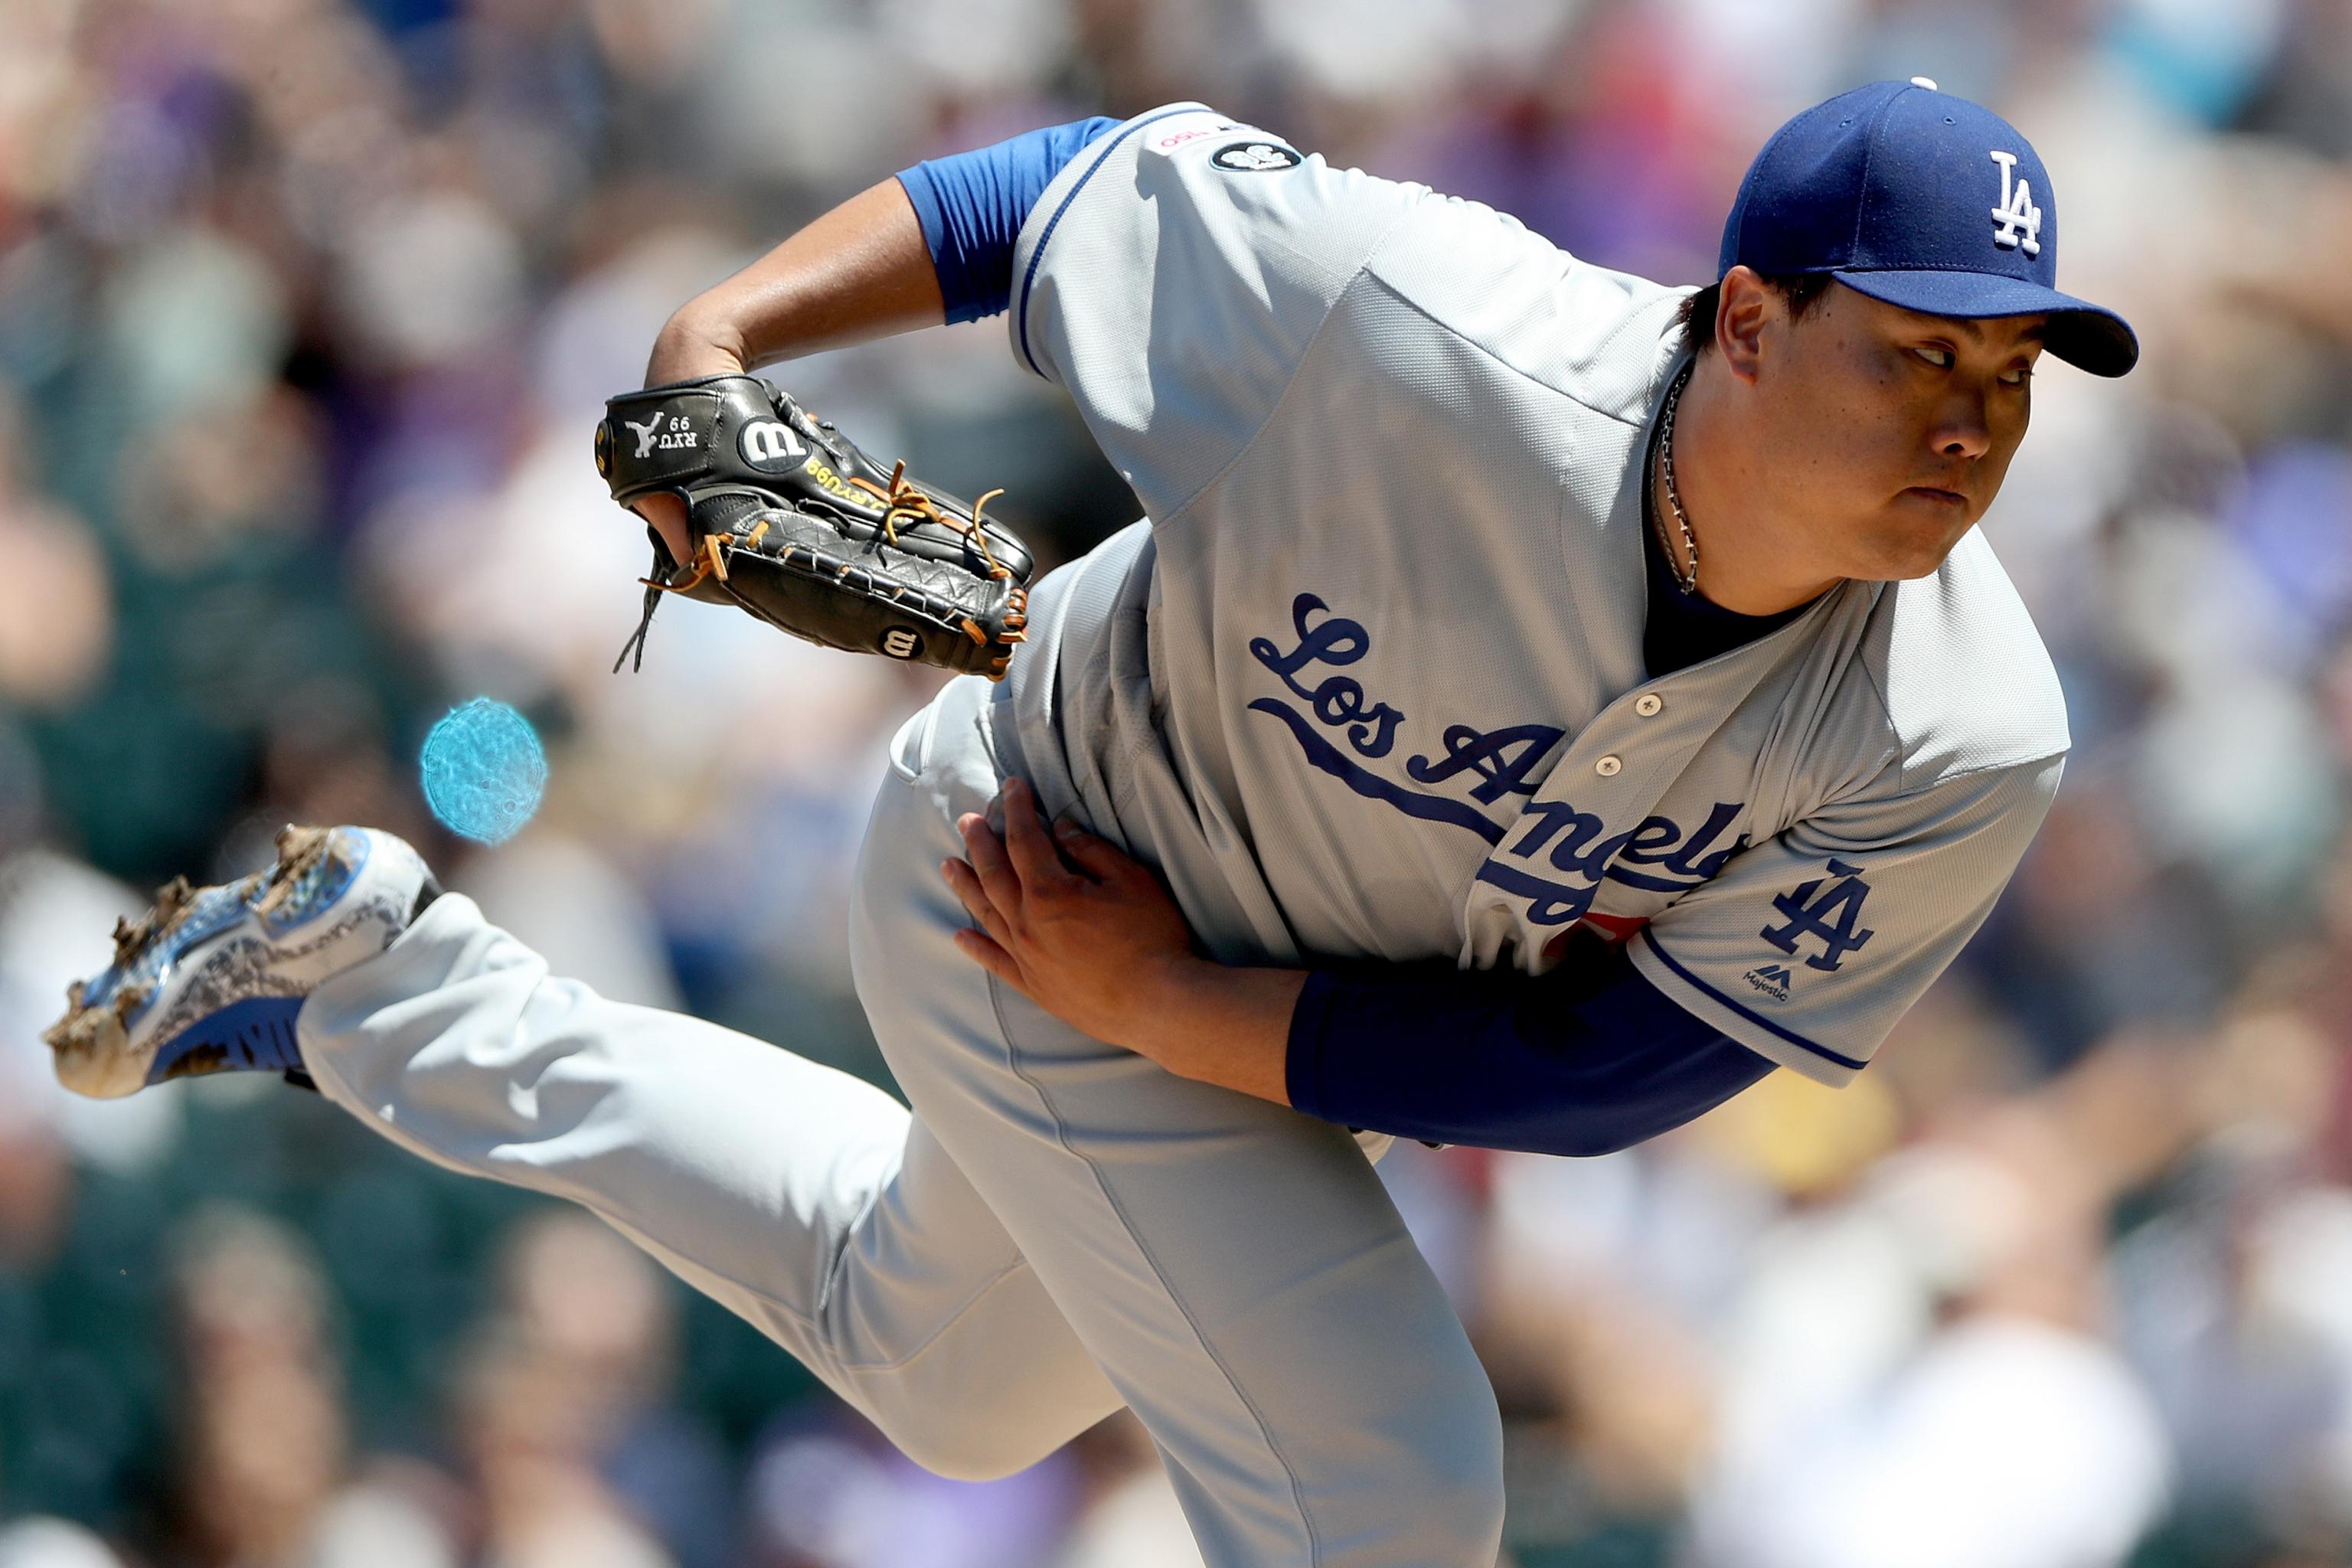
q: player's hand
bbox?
[632,311,748,565]
[941,780,1302,1105]
[631,495,693,569]
[942,779,1196,1046]
[643,306,746,387]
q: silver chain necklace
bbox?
[1655,361,1700,596]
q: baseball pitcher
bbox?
[46,80,2134,1566]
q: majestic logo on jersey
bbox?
[1988,151,2042,256]
[1743,964,1793,1001]
[1212,141,1301,173]
[1759,858,1876,971]
[1246,592,1750,929]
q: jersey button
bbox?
[1634,693,1663,717]
[1595,755,1622,776]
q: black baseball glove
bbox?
[596,375,1035,679]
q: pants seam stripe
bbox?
[983,972,1325,1566]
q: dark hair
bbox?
[1677,272,1835,358]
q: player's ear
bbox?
[1715,266,1771,384]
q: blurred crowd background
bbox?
[0,0,2349,1563]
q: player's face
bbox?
[1763,286,2043,580]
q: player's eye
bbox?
[1913,346,1954,369]
[1999,362,2034,387]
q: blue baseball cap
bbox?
[1717,78,2137,377]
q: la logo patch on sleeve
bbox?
[1212,141,1301,172]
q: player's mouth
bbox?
[1901,485,1969,509]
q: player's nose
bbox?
[1928,387,1992,461]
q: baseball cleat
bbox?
[41,825,440,1099]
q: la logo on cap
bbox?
[1716,78,2138,374]
[1988,150,2043,256]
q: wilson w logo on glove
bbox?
[596,375,1035,680]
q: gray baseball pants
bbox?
[296,673,1505,1566]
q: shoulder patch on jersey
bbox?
[1758,858,1877,972]
[1211,140,1302,173]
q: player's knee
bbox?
[1404,1384,1507,1551]
[864,1400,1060,1484]
[883,1425,1055,1485]
[1436,1452,1509,1552]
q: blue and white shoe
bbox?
[43,825,440,1099]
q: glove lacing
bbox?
[609,463,1029,673]
[845,462,1030,650]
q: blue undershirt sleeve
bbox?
[897,117,1122,325]
[1286,942,1776,1157]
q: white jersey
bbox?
[992,104,2066,1087]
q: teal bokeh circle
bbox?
[420,698,547,844]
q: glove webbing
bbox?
[609,469,1026,675]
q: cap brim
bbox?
[1830,267,2139,377]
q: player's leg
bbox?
[47,823,1122,1480]
[296,896,1125,1477]
[854,678,1506,1567]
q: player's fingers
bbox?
[1052,819,1137,884]
[951,927,1024,988]
[1056,824,1165,900]
[939,859,1015,949]
[957,811,1024,919]
[999,779,1073,893]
